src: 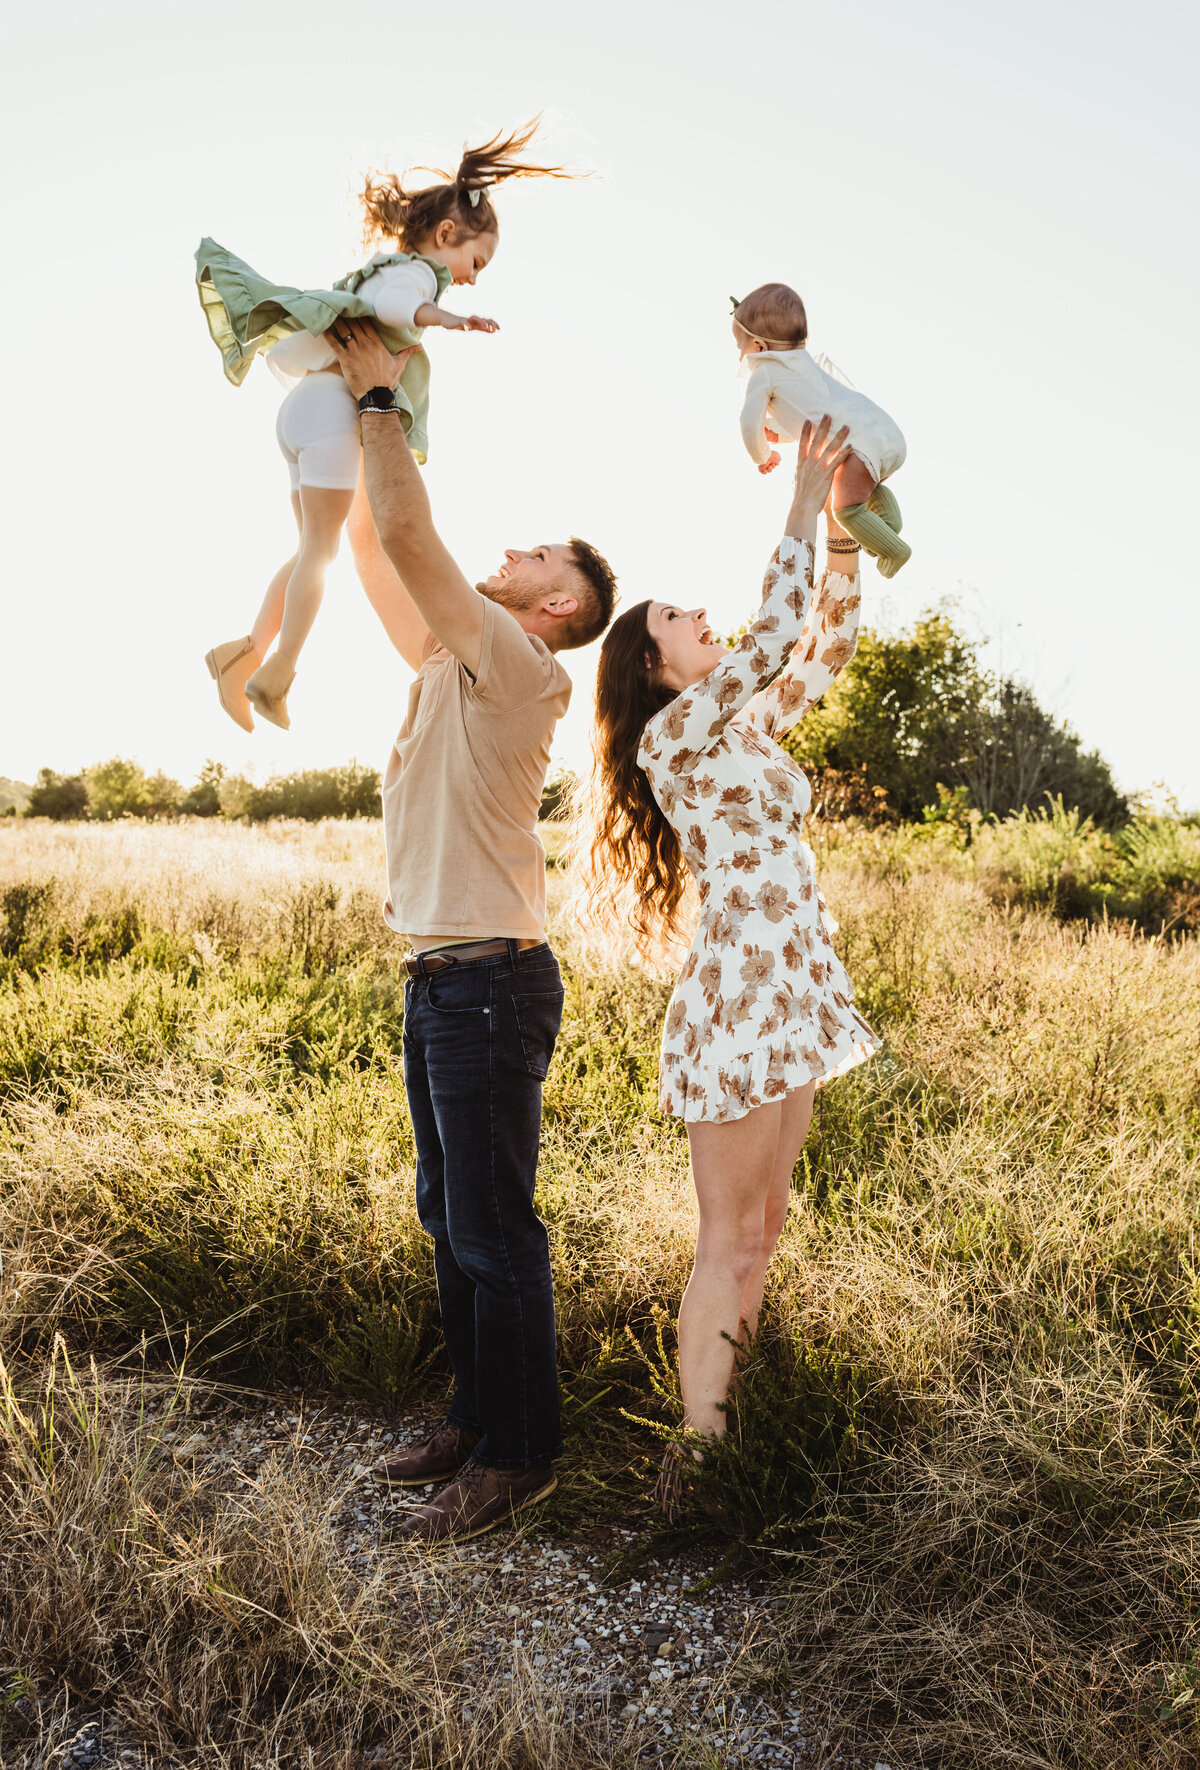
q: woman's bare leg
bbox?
[272,484,355,667]
[249,492,303,657]
[738,1080,816,1341]
[679,1103,784,1438]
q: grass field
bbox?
[2,815,1199,1768]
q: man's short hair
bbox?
[558,536,618,649]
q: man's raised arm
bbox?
[327,321,486,677]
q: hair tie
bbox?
[467,186,483,208]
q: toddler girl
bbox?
[733,283,910,576]
[197,121,570,730]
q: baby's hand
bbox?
[443,313,500,334]
[758,450,782,475]
[764,428,779,444]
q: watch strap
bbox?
[357,385,397,413]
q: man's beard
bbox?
[476,576,541,613]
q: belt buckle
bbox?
[406,950,456,977]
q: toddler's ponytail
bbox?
[360,117,577,250]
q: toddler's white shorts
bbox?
[275,370,360,492]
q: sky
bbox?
[2,0,1198,806]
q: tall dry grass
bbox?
[2,818,1199,1767]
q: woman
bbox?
[584,417,880,1490]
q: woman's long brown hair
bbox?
[575,601,691,963]
[360,118,576,251]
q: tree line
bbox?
[7,607,1129,827]
[13,760,384,823]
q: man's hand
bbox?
[325,319,420,399]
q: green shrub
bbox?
[24,768,89,820]
[218,763,382,822]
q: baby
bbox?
[733,283,909,576]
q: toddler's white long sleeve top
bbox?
[739,348,906,484]
[267,257,440,381]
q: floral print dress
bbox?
[639,535,880,1123]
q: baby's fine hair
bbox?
[360,118,575,251]
[733,283,808,349]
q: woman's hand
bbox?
[325,319,420,397]
[784,416,852,542]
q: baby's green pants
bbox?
[835,482,911,577]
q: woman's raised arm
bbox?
[639,421,852,773]
[743,563,862,739]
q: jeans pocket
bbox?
[423,968,492,1016]
[510,984,565,1079]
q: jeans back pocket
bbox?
[510,981,565,1079]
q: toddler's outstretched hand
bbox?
[443,313,500,334]
[758,448,782,475]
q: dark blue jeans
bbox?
[402,941,565,1468]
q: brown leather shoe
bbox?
[375,1421,481,1489]
[394,1456,557,1544]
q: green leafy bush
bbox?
[218,763,381,822]
[24,768,89,820]
[786,607,1127,824]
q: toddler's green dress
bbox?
[195,238,453,463]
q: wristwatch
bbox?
[357,386,397,414]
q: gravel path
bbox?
[11,1389,892,1769]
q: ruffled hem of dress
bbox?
[659,999,881,1125]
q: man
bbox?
[325,320,617,1543]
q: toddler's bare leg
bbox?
[249,492,303,657]
[274,485,356,666]
[206,491,306,733]
[832,454,876,512]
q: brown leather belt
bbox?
[404,939,530,977]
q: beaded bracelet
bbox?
[826,538,861,552]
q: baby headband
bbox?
[729,295,805,351]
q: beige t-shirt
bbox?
[382,598,572,940]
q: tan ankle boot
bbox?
[245,652,296,731]
[205,637,261,734]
